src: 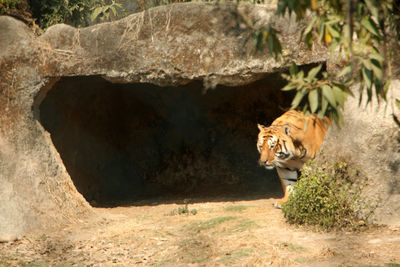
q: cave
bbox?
[37,74,293,206]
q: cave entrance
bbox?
[38,74,292,206]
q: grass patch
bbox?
[294,257,314,264]
[223,205,250,212]
[282,159,373,231]
[280,242,308,252]
[186,216,237,231]
[218,248,254,265]
[231,218,259,232]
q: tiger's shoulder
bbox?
[270,110,329,160]
[271,110,329,133]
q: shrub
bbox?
[282,159,371,230]
[167,199,198,216]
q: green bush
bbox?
[0,0,24,17]
[28,0,127,29]
[0,0,20,11]
[282,160,370,230]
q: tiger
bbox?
[257,110,330,208]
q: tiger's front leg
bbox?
[274,167,298,209]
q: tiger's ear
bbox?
[284,124,291,135]
[257,124,266,131]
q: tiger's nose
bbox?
[259,160,274,169]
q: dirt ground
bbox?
[1,197,400,267]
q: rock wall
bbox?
[0,2,329,240]
[322,82,400,225]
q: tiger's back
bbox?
[270,110,329,165]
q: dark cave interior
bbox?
[38,74,293,206]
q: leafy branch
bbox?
[257,0,400,125]
[282,63,353,124]
[90,0,125,23]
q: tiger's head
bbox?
[257,123,296,169]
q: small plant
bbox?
[223,205,249,212]
[90,0,125,23]
[282,159,371,230]
[167,199,198,216]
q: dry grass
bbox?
[1,198,400,266]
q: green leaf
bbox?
[370,51,384,62]
[303,16,317,36]
[396,99,400,110]
[336,109,344,124]
[361,17,380,36]
[290,63,298,76]
[364,0,379,19]
[291,90,307,109]
[282,83,297,91]
[334,82,354,97]
[308,89,319,113]
[361,58,372,69]
[370,59,383,80]
[273,34,282,57]
[326,24,340,38]
[277,0,288,16]
[322,85,336,106]
[374,79,384,100]
[267,32,274,55]
[318,96,328,119]
[304,32,313,49]
[337,65,352,78]
[383,79,391,95]
[307,64,322,81]
[361,67,373,89]
[332,86,346,108]
[110,6,117,17]
[318,21,325,43]
[91,6,103,21]
[298,71,304,80]
[255,31,264,53]
[281,73,290,80]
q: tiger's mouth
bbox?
[263,163,275,170]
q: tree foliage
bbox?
[258,0,400,124]
[28,0,126,28]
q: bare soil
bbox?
[1,197,400,266]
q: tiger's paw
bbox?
[273,202,282,209]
